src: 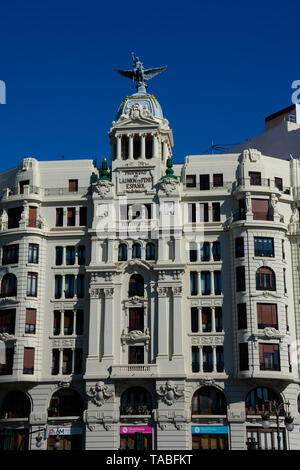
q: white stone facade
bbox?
[1,95,300,451]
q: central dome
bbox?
[116,91,163,120]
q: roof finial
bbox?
[115,54,167,94]
[161,156,177,180]
[97,157,111,182]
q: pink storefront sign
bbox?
[120,426,152,434]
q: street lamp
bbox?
[53,435,60,450]
[261,400,294,450]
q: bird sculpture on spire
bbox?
[115,53,167,93]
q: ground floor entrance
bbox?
[120,426,152,450]
[0,428,29,450]
[191,426,229,450]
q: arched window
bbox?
[256,267,276,291]
[132,243,141,259]
[192,387,227,415]
[146,243,155,261]
[120,387,152,415]
[48,389,83,418]
[245,387,282,416]
[129,274,144,297]
[118,243,128,261]
[1,274,17,297]
[1,391,31,419]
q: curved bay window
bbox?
[129,274,144,297]
[256,267,276,291]
[120,387,152,416]
[1,274,17,297]
[192,387,227,415]
[245,387,283,416]
[132,243,141,259]
[1,391,31,419]
[48,389,83,418]
[118,243,128,261]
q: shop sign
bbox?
[45,426,83,438]
[192,426,228,434]
[120,426,152,434]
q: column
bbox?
[86,290,101,374]
[59,349,63,375]
[116,135,122,159]
[163,141,168,159]
[152,133,159,158]
[107,239,114,263]
[73,309,77,336]
[211,306,216,332]
[199,346,203,372]
[172,286,185,369]
[60,310,64,336]
[211,271,214,296]
[157,287,169,359]
[102,288,114,360]
[198,307,202,333]
[158,237,166,261]
[213,347,217,372]
[140,133,146,159]
[128,133,134,160]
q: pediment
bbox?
[117,259,152,272]
[113,116,159,129]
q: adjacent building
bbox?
[1,77,300,450]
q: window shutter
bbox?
[68,180,78,192]
[252,199,269,220]
[23,348,34,369]
[28,207,37,227]
[259,344,265,364]
[25,308,36,325]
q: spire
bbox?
[115,53,167,94]
[161,156,177,180]
[97,158,111,182]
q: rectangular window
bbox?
[283,268,287,293]
[199,203,209,222]
[7,207,23,229]
[214,271,222,295]
[190,272,198,296]
[237,303,247,329]
[203,346,213,372]
[0,309,16,334]
[144,204,152,219]
[28,244,39,263]
[2,245,19,265]
[200,242,210,261]
[65,275,75,298]
[23,347,34,374]
[56,208,63,227]
[62,349,73,374]
[282,240,285,260]
[66,246,75,265]
[189,243,198,262]
[213,174,223,187]
[55,275,62,299]
[202,308,212,332]
[259,343,280,371]
[77,275,85,298]
[27,272,38,297]
[74,348,83,375]
[239,199,246,220]
[25,308,36,334]
[252,199,270,221]
[212,203,221,222]
[188,203,196,223]
[28,206,37,228]
[64,310,74,335]
[239,343,249,371]
[52,349,60,375]
[215,307,223,332]
[236,266,245,292]
[212,241,221,261]
[254,237,274,257]
[19,180,30,194]
[285,306,289,332]
[275,177,283,191]
[55,246,63,266]
[247,428,286,450]
[76,310,84,335]
[0,347,14,375]
[191,307,199,332]
[79,206,87,226]
[53,310,61,335]
[67,208,75,227]
[128,346,144,364]
[192,346,200,372]
[186,175,196,187]
[216,346,224,372]
[200,174,210,190]
[201,272,211,295]
[235,237,244,258]
[257,304,278,329]
[78,245,86,265]
[129,308,144,331]
[68,179,78,192]
[249,171,261,185]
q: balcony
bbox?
[183,182,232,192]
[260,363,281,372]
[110,364,158,378]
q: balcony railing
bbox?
[259,363,280,371]
[183,182,232,191]
[120,405,152,416]
[44,187,90,196]
[237,177,270,187]
[110,364,158,377]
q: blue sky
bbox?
[0,0,299,171]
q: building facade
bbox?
[1,81,300,451]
